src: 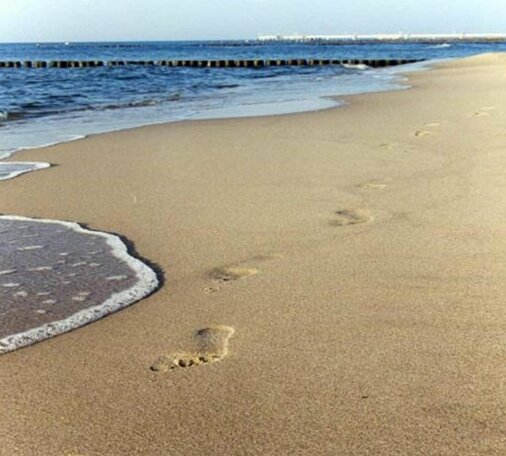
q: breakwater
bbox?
[0,58,422,69]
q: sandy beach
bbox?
[0,53,505,455]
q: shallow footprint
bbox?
[473,111,489,118]
[329,209,373,227]
[414,130,433,137]
[204,254,282,290]
[380,142,397,150]
[424,122,444,128]
[355,178,390,190]
[209,266,258,282]
[151,326,235,372]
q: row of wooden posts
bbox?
[0,58,422,69]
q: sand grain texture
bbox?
[0,54,505,455]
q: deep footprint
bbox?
[329,209,373,227]
[151,326,235,372]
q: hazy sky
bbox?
[0,0,505,43]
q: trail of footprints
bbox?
[151,326,235,372]
[151,201,376,373]
[151,109,501,374]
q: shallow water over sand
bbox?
[0,216,159,354]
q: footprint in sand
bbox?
[355,178,391,190]
[209,266,258,282]
[473,107,497,117]
[329,209,373,227]
[414,130,433,137]
[203,266,257,293]
[203,253,282,293]
[380,142,397,150]
[424,121,444,128]
[150,326,235,372]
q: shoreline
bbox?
[0,59,431,179]
[1,53,505,455]
[0,215,160,355]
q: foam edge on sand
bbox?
[0,215,159,354]
[0,162,51,181]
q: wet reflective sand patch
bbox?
[0,215,159,354]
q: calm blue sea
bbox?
[1,40,506,179]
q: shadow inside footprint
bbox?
[151,326,235,372]
[329,209,372,227]
[414,130,433,137]
[209,266,258,282]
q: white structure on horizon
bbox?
[257,33,506,42]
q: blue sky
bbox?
[0,0,505,42]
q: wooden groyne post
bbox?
[0,59,423,69]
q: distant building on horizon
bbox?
[257,33,506,43]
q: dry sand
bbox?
[0,53,505,455]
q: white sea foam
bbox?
[342,63,370,70]
[106,275,129,281]
[0,215,159,355]
[17,245,44,251]
[27,266,53,272]
[0,161,51,182]
[0,269,17,276]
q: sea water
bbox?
[2,40,506,178]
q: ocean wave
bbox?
[214,83,240,89]
[342,63,370,70]
[429,43,451,49]
[99,94,181,111]
[0,111,25,123]
[0,94,183,124]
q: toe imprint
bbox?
[150,326,235,372]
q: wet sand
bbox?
[0,216,158,354]
[0,53,505,455]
